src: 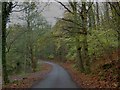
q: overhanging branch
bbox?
[55,0,73,14]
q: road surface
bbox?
[32,62,78,88]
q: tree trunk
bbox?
[76,38,85,72]
[104,2,110,21]
[30,47,36,72]
[88,2,95,28]
[26,10,36,72]
[83,34,90,73]
[2,2,9,84]
[81,2,90,73]
[96,2,100,25]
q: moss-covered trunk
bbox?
[81,2,90,73]
[2,2,9,84]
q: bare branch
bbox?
[108,2,120,16]
[86,2,93,13]
[55,0,73,14]
[63,27,86,35]
[12,2,18,8]
[12,7,27,12]
[6,30,11,38]
[54,17,81,26]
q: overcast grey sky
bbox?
[9,2,65,26]
[41,2,65,26]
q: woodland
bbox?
[0,0,120,88]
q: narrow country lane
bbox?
[32,61,79,88]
